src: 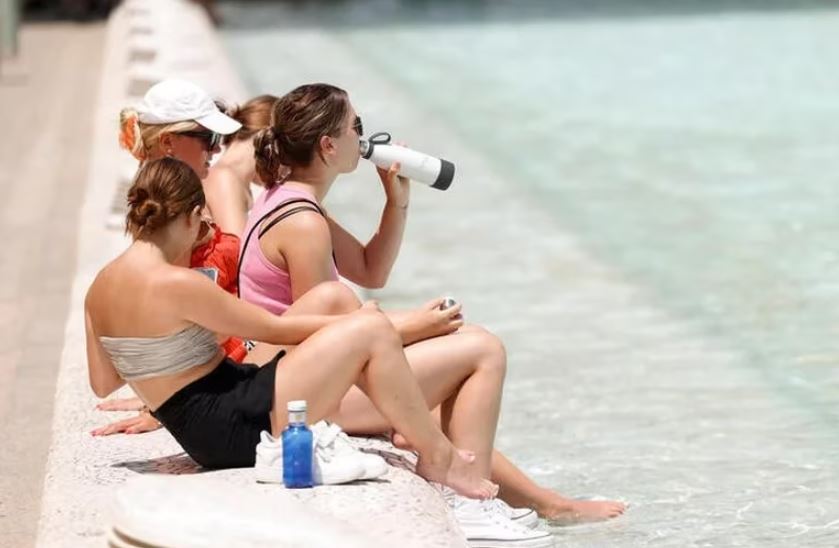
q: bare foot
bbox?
[539,492,626,525]
[415,444,497,500]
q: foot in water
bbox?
[538,491,626,524]
[415,444,497,500]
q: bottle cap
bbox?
[287,400,307,412]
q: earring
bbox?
[165,149,174,157]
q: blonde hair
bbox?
[119,108,202,161]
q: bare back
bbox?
[86,247,223,409]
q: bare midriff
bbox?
[128,349,226,411]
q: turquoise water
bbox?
[221,2,839,545]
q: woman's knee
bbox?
[347,309,402,350]
[470,327,507,377]
[308,281,360,314]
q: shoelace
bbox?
[321,423,358,454]
[315,423,341,449]
[315,422,358,463]
[451,497,531,532]
[479,500,534,531]
[489,497,514,518]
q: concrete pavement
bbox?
[0,20,105,548]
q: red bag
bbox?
[191,224,247,362]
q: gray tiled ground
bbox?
[0,22,105,548]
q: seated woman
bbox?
[93,79,249,434]
[238,83,625,526]
[203,94,278,235]
[85,156,497,499]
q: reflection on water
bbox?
[220,1,839,545]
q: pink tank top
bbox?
[238,185,338,315]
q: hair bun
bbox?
[136,200,164,225]
[126,187,168,233]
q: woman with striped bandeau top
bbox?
[93,80,259,434]
[237,83,624,541]
[84,156,498,497]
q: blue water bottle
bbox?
[282,400,313,488]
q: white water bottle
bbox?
[359,132,455,191]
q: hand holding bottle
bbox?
[360,132,455,191]
[376,141,410,209]
[398,297,464,345]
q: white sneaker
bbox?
[311,421,388,480]
[450,495,554,548]
[254,430,284,484]
[490,498,540,530]
[253,429,366,486]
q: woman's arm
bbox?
[281,211,342,301]
[203,165,249,236]
[167,267,339,344]
[84,302,126,398]
[329,164,410,289]
[278,211,463,345]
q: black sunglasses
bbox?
[353,115,363,137]
[179,130,221,151]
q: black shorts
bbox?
[151,351,285,469]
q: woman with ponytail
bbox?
[118,79,239,178]
[202,95,278,235]
[238,84,624,535]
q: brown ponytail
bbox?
[223,94,278,146]
[253,83,350,189]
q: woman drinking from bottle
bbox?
[238,83,624,534]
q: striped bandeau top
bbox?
[99,323,219,381]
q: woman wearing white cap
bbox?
[118,78,242,179]
[93,79,246,434]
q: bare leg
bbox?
[341,321,626,521]
[252,287,622,514]
[331,326,505,479]
[491,451,626,522]
[269,309,496,499]
[244,281,360,364]
[393,411,626,521]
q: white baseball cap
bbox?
[136,79,242,135]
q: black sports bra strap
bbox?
[236,197,325,297]
[258,205,321,238]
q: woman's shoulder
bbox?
[204,164,246,194]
